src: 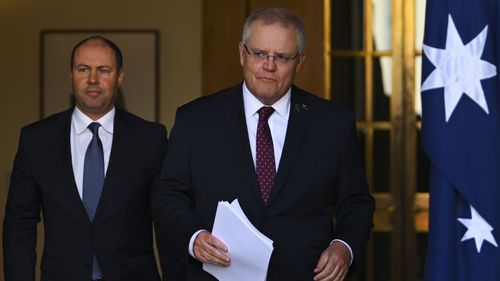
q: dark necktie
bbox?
[256,106,276,204]
[82,122,104,279]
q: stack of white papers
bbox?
[203,199,274,281]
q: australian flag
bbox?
[421,0,500,280]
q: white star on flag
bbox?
[421,14,497,122]
[457,205,498,253]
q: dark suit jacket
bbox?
[3,108,168,281]
[152,84,375,281]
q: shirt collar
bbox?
[72,107,115,135]
[242,82,291,121]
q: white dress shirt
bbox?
[243,82,290,170]
[71,107,115,198]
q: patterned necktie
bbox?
[256,106,276,204]
[82,122,104,279]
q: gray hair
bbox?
[242,7,307,54]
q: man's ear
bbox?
[295,53,306,74]
[239,42,245,67]
[117,68,125,86]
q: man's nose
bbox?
[263,56,277,71]
[88,70,98,83]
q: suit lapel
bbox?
[224,86,265,206]
[51,109,91,225]
[94,109,130,220]
[268,88,312,206]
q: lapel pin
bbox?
[294,103,309,112]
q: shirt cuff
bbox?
[331,239,354,265]
[188,229,206,257]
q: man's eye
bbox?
[254,52,267,58]
[78,67,89,72]
[276,55,290,62]
[98,68,111,73]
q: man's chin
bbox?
[254,93,281,105]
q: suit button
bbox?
[84,262,91,268]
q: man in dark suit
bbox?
[153,7,375,281]
[3,36,168,281]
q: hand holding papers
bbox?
[203,199,274,281]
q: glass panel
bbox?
[372,0,392,51]
[373,232,391,281]
[357,129,366,167]
[373,57,391,121]
[373,130,390,192]
[331,57,365,120]
[416,233,428,281]
[347,243,370,281]
[417,130,430,193]
[415,56,423,118]
[415,0,427,50]
[332,0,364,50]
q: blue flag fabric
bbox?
[421,1,500,280]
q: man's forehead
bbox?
[247,22,299,48]
[73,43,116,68]
[248,20,298,40]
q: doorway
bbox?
[330,0,429,280]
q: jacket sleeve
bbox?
[3,128,41,281]
[152,108,205,260]
[332,113,375,268]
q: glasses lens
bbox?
[245,44,298,64]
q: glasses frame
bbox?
[243,44,301,64]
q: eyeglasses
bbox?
[243,44,300,64]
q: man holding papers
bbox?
[153,7,375,281]
[203,200,274,281]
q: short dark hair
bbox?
[242,7,307,53]
[70,35,123,70]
